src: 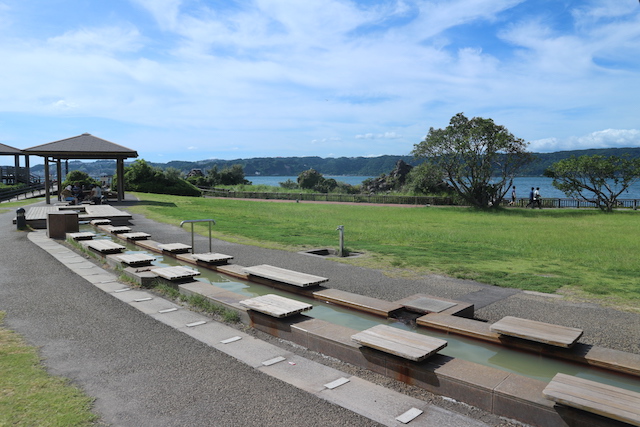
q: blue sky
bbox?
[0,0,639,163]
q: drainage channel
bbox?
[85,226,640,394]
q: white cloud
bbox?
[355,132,402,140]
[530,129,640,152]
[47,26,143,53]
[50,99,77,110]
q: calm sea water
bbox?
[247,176,640,199]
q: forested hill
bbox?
[164,155,418,176]
[27,147,640,178]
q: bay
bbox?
[247,175,640,200]
[247,175,373,187]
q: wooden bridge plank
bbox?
[239,294,312,318]
[157,243,192,253]
[83,240,125,254]
[191,253,234,264]
[351,324,447,362]
[119,232,151,240]
[490,316,583,347]
[153,266,200,280]
[243,264,328,287]
[543,373,640,426]
[116,253,156,266]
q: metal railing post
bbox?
[179,219,216,254]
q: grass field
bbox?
[127,193,640,307]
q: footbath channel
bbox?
[81,224,640,394]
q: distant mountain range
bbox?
[25,147,640,179]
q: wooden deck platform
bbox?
[351,324,447,362]
[152,266,200,281]
[313,288,403,317]
[243,264,328,288]
[82,239,126,254]
[543,373,640,426]
[490,316,583,348]
[23,205,132,228]
[239,294,312,318]
[116,253,156,266]
[67,232,96,241]
[157,243,192,254]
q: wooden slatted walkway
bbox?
[351,324,447,362]
[490,316,583,348]
[153,266,200,281]
[83,240,126,254]
[543,373,640,426]
[239,294,312,318]
[243,264,328,287]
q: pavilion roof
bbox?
[0,142,23,155]
[23,133,138,160]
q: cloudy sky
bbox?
[0,0,639,163]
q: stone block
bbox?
[47,211,79,239]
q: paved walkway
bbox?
[0,203,499,427]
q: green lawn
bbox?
[0,313,97,426]
[127,193,640,305]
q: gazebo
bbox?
[0,142,31,184]
[23,133,138,204]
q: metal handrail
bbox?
[179,219,216,253]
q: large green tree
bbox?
[544,155,640,211]
[412,113,532,208]
[122,159,201,196]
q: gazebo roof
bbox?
[0,142,23,155]
[23,133,138,160]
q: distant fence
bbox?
[202,188,455,205]
[506,198,640,209]
[0,183,48,202]
[202,188,640,209]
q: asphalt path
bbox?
[0,207,384,426]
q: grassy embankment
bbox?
[0,313,97,426]
[128,193,640,309]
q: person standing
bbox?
[89,184,102,204]
[509,186,516,206]
[527,187,534,208]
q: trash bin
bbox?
[16,208,26,230]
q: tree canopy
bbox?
[544,155,640,211]
[123,159,201,196]
[412,113,532,208]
